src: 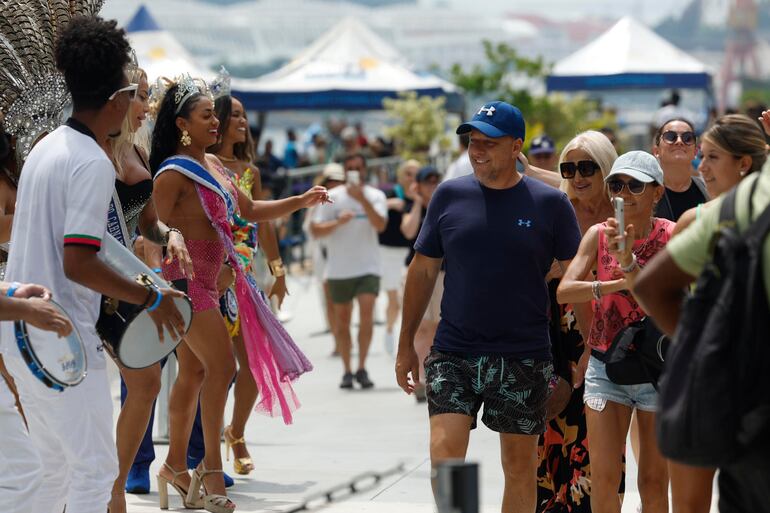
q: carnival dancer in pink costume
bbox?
[149,76,328,513]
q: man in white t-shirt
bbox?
[444,133,473,181]
[0,17,184,513]
[311,153,387,389]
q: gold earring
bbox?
[181,130,192,147]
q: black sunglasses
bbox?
[559,160,600,179]
[607,178,647,195]
[661,130,696,146]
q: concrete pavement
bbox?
[117,274,718,513]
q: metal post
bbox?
[153,353,176,444]
[435,460,479,513]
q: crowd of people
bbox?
[2,5,770,513]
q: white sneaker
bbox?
[384,331,395,356]
[277,310,293,323]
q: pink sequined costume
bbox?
[162,239,223,312]
[205,184,312,425]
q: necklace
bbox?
[632,219,657,259]
[216,153,237,163]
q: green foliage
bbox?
[450,41,616,152]
[382,91,451,160]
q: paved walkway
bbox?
[117,274,718,512]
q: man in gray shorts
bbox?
[311,154,387,389]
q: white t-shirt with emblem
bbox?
[313,184,387,280]
[2,124,115,370]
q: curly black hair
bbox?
[55,16,131,111]
[149,84,205,174]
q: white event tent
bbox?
[230,17,461,111]
[125,6,212,83]
[547,17,712,92]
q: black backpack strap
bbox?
[719,185,739,226]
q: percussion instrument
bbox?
[96,234,192,369]
[14,300,86,391]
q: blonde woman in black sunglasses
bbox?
[652,118,708,221]
[537,131,617,513]
[558,151,673,513]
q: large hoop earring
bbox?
[181,130,192,147]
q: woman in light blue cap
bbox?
[557,151,674,513]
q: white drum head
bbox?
[118,295,192,369]
[25,301,86,386]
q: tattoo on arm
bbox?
[144,221,169,246]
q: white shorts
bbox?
[4,354,118,513]
[0,365,42,513]
[380,246,409,291]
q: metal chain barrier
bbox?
[284,463,406,512]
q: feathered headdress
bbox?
[0,0,105,162]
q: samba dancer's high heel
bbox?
[188,462,236,513]
[157,462,203,509]
[224,425,254,475]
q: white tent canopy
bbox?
[126,6,212,83]
[231,17,459,110]
[547,17,711,91]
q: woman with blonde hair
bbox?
[98,62,193,513]
[537,130,618,512]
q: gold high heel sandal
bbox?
[224,425,254,475]
[157,462,204,510]
[188,462,237,513]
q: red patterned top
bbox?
[589,217,675,352]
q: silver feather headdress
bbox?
[0,0,105,163]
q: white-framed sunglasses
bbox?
[108,83,138,101]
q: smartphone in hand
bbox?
[612,197,625,252]
[347,170,361,185]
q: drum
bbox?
[96,234,193,369]
[14,300,86,391]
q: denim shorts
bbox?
[583,355,658,412]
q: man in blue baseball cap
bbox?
[396,101,582,512]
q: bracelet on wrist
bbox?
[620,254,638,274]
[6,281,20,298]
[164,227,183,246]
[146,288,163,312]
[140,286,155,309]
[269,258,286,278]
[152,267,162,274]
[591,280,603,301]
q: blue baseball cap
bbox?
[456,101,526,140]
[529,135,555,155]
[416,166,441,183]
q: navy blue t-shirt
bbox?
[415,174,581,359]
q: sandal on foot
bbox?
[189,462,236,513]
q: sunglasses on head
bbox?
[661,130,696,146]
[108,83,138,101]
[607,178,647,195]
[559,160,600,179]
